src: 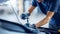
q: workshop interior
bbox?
[0,0,60,34]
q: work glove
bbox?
[20,13,30,20]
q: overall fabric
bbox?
[32,0,60,29]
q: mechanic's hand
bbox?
[20,13,30,20]
[58,30,60,33]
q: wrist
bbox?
[24,12,30,16]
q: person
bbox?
[21,0,60,30]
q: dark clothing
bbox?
[32,0,60,29]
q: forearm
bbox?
[35,16,50,28]
[35,11,54,28]
[28,5,36,14]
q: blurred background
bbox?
[0,0,49,28]
[0,0,48,27]
[0,0,50,34]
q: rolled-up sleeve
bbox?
[49,0,58,12]
[32,0,37,7]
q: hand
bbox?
[20,13,30,20]
[58,30,60,33]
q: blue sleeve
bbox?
[49,0,58,12]
[32,0,37,7]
